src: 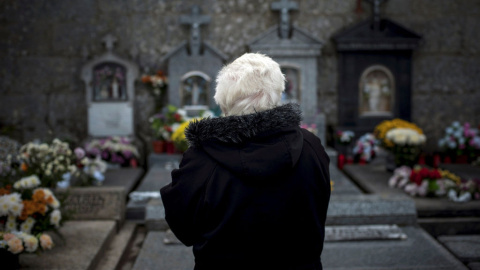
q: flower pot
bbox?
[455,155,469,164]
[165,141,176,154]
[152,140,165,153]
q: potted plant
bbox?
[374,119,425,171]
[438,121,480,163]
[149,105,186,154]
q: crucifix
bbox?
[271,0,298,39]
[366,0,387,31]
[180,5,211,56]
[102,34,117,52]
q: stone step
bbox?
[132,226,467,270]
[19,220,116,270]
[437,235,480,265]
[94,221,137,270]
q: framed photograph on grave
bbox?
[92,62,127,101]
[281,66,301,104]
[181,71,211,106]
[358,65,394,117]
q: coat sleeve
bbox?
[160,147,216,246]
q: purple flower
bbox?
[74,147,85,159]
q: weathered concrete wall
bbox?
[0,0,479,151]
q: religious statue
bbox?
[359,65,394,115]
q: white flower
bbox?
[24,234,38,252]
[0,196,10,216]
[13,175,41,189]
[9,202,23,217]
[6,215,17,231]
[50,209,61,228]
[20,217,36,233]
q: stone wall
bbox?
[1,0,479,151]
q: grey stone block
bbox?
[20,221,116,270]
[322,226,468,270]
[145,198,169,231]
[437,235,480,264]
[132,231,194,270]
[57,186,126,225]
[327,194,418,226]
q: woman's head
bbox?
[214,53,285,116]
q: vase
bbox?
[152,140,165,153]
[0,249,20,269]
[165,141,176,154]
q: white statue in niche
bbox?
[359,65,394,116]
[281,67,300,104]
[181,71,210,107]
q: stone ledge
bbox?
[19,220,116,270]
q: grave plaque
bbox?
[81,34,139,137]
[333,0,421,135]
[249,0,326,143]
[57,186,125,223]
[161,5,227,112]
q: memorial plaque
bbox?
[325,224,407,242]
[58,187,125,223]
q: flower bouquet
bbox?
[438,121,480,163]
[389,166,460,198]
[13,139,107,188]
[374,119,425,168]
[335,130,355,146]
[0,176,62,266]
[84,136,139,168]
[385,128,426,167]
[141,70,168,111]
[149,105,186,153]
[169,109,216,153]
[352,133,379,163]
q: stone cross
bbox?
[366,0,387,31]
[102,34,117,52]
[271,0,298,39]
[180,5,211,56]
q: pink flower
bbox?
[8,237,24,254]
[74,147,85,159]
[40,234,54,250]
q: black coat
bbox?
[160,103,331,270]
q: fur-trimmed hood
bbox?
[185,103,303,148]
[185,103,304,178]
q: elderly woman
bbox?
[160,53,331,270]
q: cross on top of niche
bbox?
[180,5,211,55]
[102,34,117,52]
[366,0,388,30]
[271,0,298,39]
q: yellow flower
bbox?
[171,119,196,152]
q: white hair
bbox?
[214,53,285,116]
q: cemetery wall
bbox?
[0,0,479,151]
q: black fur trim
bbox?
[185,103,303,148]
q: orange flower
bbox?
[33,189,47,204]
[0,186,11,196]
[156,70,164,76]
[21,163,28,171]
[141,75,151,83]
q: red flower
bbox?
[174,113,182,122]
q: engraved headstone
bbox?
[333,0,421,136]
[249,0,326,143]
[57,186,125,224]
[81,34,139,137]
[161,6,227,113]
